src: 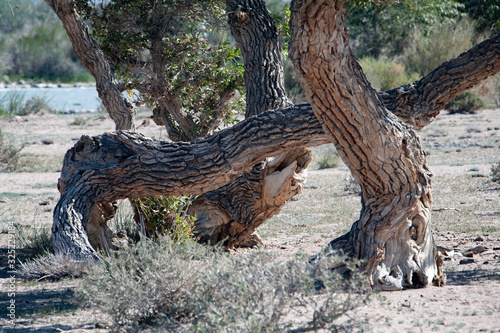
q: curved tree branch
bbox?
[53,105,330,257]
[380,32,500,129]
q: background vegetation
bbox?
[0,0,92,83]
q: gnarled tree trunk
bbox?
[288,0,442,290]
[50,0,500,283]
[53,107,330,258]
[189,0,310,247]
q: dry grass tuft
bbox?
[77,238,370,332]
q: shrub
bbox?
[14,225,88,281]
[18,96,53,115]
[491,162,500,183]
[131,195,196,243]
[0,129,22,171]
[17,253,89,281]
[403,19,483,77]
[446,91,485,114]
[359,57,419,91]
[77,238,370,332]
[69,116,87,126]
[316,144,340,170]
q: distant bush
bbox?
[317,144,340,169]
[0,129,22,171]
[360,57,419,91]
[403,19,482,77]
[69,116,87,126]
[18,96,54,115]
[446,91,485,114]
[0,2,92,83]
[77,238,370,331]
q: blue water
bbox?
[0,87,101,112]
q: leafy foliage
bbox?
[457,0,500,33]
[76,0,245,140]
[347,0,464,58]
[131,195,196,243]
[445,91,485,114]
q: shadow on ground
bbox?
[446,266,500,285]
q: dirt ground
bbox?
[0,107,499,332]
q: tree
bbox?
[48,0,313,250]
[47,0,499,290]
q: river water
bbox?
[0,86,101,113]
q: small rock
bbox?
[41,139,54,145]
[459,258,475,265]
[474,235,485,242]
[464,245,487,255]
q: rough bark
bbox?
[227,0,293,117]
[51,0,500,269]
[53,106,330,258]
[44,0,135,131]
[189,0,307,247]
[289,0,442,290]
[190,148,311,248]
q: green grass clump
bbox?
[16,225,54,259]
[0,91,26,116]
[446,91,485,114]
[77,238,370,332]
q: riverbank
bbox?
[0,82,100,113]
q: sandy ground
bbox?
[0,108,499,332]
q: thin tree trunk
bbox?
[44,0,135,131]
[289,0,442,290]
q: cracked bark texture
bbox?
[289,0,442,290]
[53,106,330,258]
[189,0,309,248]
[51,0,499,268]
[227,0,293,117]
